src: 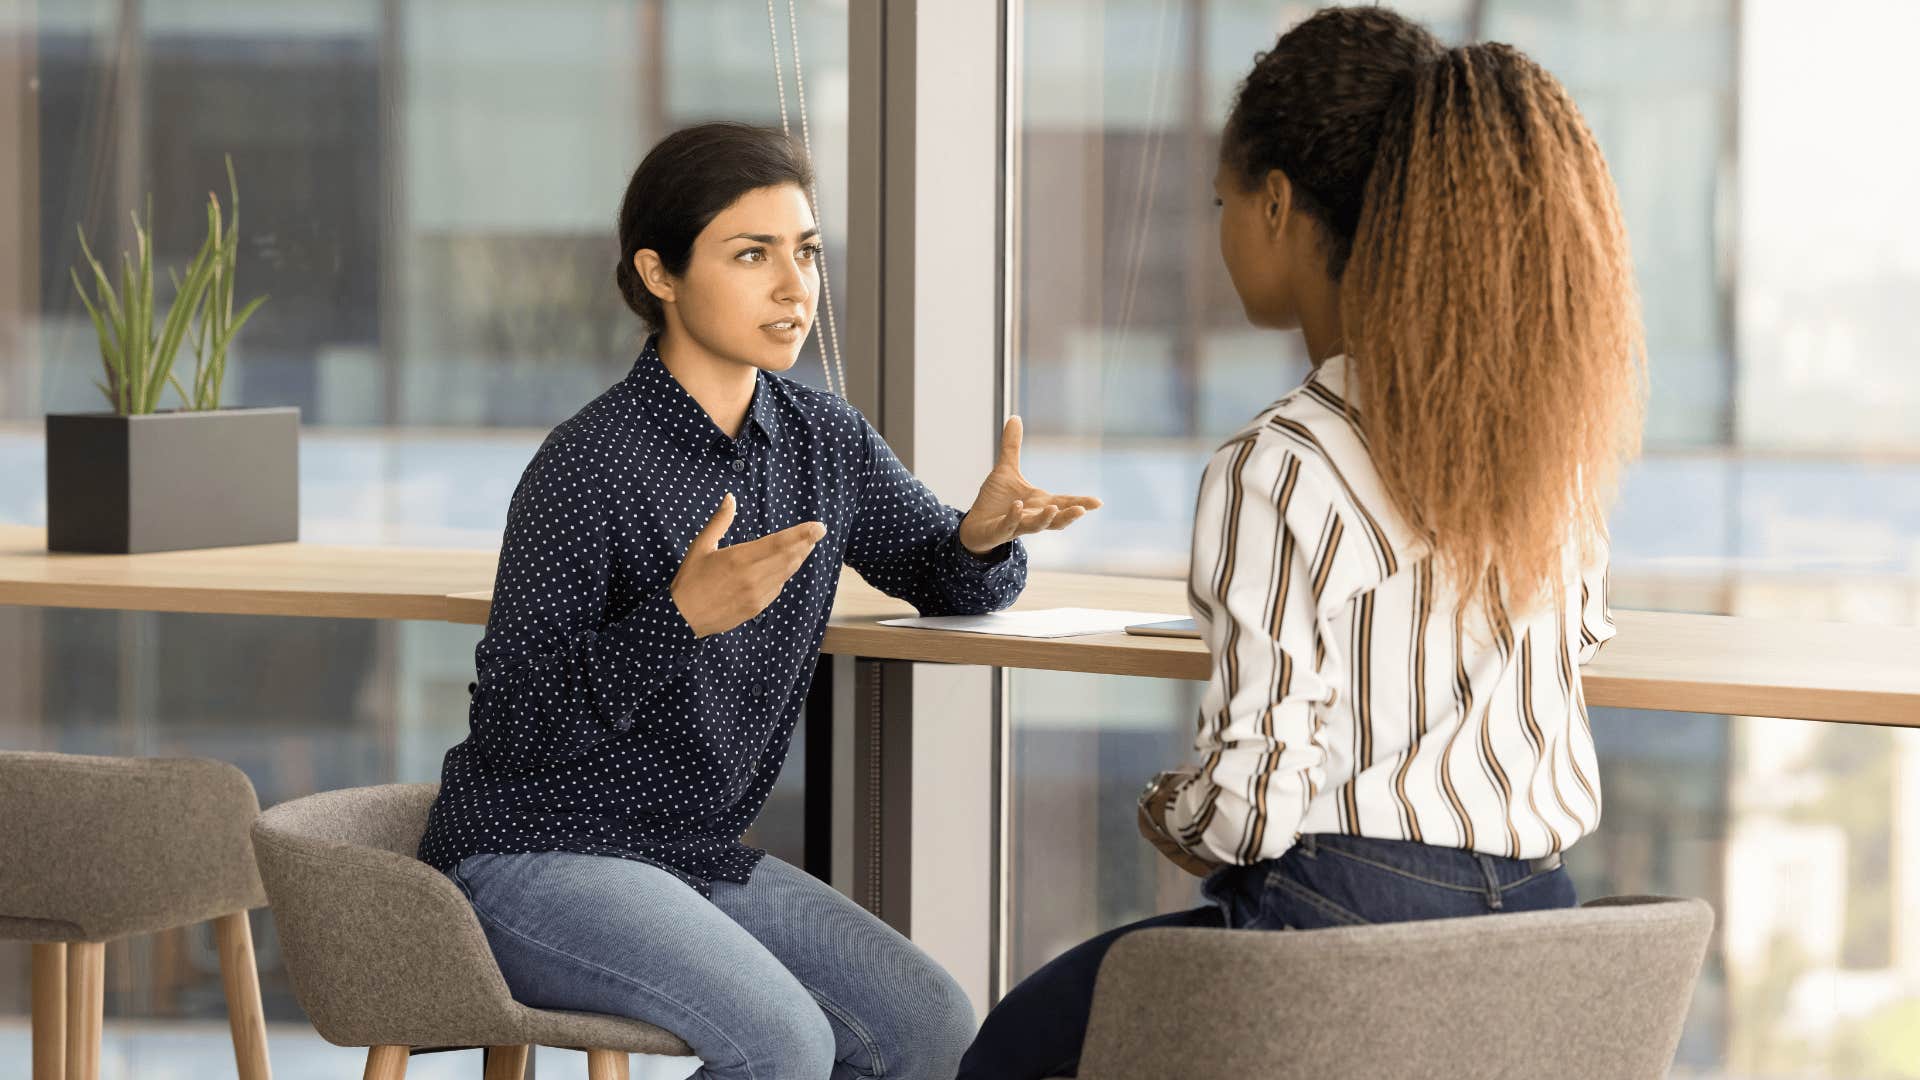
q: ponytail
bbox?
[1341,43,1646,613]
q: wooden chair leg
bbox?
[64,941,104,1080]
[482,1044,530,1080]
[586,1049,630,1080]
[30,943,65,1080]
[362,1044,409,1080]
[214,912,273,1080]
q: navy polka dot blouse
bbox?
[418,337,1027,894]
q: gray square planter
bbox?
[45,407,300,554]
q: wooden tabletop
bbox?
[803,571,1920,727]
[0,524,495,623]
[4,525,1916,727]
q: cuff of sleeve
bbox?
[952,527,1014,567]
[1162,771,1211,854]
[950,526,1030,580]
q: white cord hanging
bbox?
[767,0,848,399]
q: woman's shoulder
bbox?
[1214,366,1429,575]
[761,370,875,445]
[520,389,648,489]
[1212,368,1361,476]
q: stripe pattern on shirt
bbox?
[1166,355,1616,866]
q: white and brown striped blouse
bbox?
[1163,354,1615,866]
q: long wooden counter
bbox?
[0,525,491,623]
[4,525,1915,726]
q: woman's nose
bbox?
[775,258,812,304]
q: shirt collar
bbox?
[1308,353,1351,396]
[626,335,785,449]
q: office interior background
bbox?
[0,0,1917,1076]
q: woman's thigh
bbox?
[709,854,977,1080]
[451,851,833,1080]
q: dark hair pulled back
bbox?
[614,122,815,330]
[1220,6,1444,278]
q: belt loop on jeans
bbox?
[1298,834,1318,857]
[1474,853,1504,911]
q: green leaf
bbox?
[72,269,122,408]
[149,231,217,410]
[119,249,142,413]
[195,155,261,410]
[189,279,212,396]
[74,226,125,329]
[70,267,115,361]
[133,207,153,378]
[221,294,268,343]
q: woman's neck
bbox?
[657,324,758,439]
[1299,275,1346,368]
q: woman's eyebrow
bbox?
[723,227,823,244]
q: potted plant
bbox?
[48,157,297,554]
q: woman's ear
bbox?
[634,249,676,305]
[1261,168,1294,242]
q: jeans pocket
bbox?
[1313,837,1489,893]
[447,862,474,903]
[1268,873,1372,929]
[1497,865,1579,912]
[448,854,496,905]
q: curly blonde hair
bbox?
[1339,42,1645,613]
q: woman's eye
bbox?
[800,243,824,260]
[736,248,765,263]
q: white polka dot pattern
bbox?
[418,337,1027,894]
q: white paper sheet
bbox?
[877,607,1184,639]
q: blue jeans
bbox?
[450,851,975,1080]
[959,833,1578,1080]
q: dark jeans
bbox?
[958,833,1578,1080]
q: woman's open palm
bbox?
[958,416,1103,555]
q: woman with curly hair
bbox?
[961,6,1644,1076]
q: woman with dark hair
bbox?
[961,7,1644,1077]
[418,121,1100,1080]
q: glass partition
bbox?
[0,3,848,1076]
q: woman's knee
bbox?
[929,972,981,1072]
[879,962,977,1078]
[763,1004,838,1080]
[697,992,835,1080]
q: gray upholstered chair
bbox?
[0,751,272,1080]
[1073,895,1713,1080]
[250,782,690,1080]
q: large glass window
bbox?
[1006,2,1920,1075]
[0,3,847,1076]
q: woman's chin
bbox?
[759,345,806,373]
[714,339,803,374]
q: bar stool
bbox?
[1071,895,1714,1079]
[250,782,690,1080]
[0,750,272,1080]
